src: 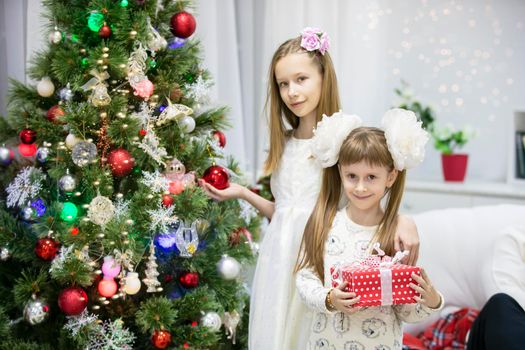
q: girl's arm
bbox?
[198,180,275,219]
[295,269,360,314]
[395,214,420,266]
[295,267,333,313]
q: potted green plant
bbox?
[395,81,476,182]
[431,123,476,181]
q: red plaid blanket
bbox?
[403,308,480,350]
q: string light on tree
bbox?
[60,202,78,222]
[122,272,141,295]
[18,143,37,157]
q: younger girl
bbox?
[199,29,420,349]
[295,108,443,350]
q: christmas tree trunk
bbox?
[0,1,259,349]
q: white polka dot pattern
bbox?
[331,264,421,307]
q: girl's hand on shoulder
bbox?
[395,214,420,266]
[410,268,442,309]
[330,282,361,314]
[198,179,246,202]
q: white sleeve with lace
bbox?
[393,292,445,323]
[295,267,332,313]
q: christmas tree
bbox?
[0,1,259,349]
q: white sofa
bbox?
[405,204,525,334]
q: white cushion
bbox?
[482,225,525,311]
[404,204,525,335]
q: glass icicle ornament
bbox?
[143,242,162,292]
[174,221,199,258]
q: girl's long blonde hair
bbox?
[263,36,341,174]
[296,127,406,280]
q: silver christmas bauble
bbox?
[216,255,241,280]
[0,146,14,165]
[71,141,97,167]
[179,115,195,133]
[24,297,50,325]
[49,30,62,44]
[36,147,50,163]
[0,246,11,261]
[59,173,77,193]
[59,85,73,101]
[201,311,222,332]
[21,206,36,221]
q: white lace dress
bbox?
[249,136,322,350]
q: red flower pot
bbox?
[441,153,469,182]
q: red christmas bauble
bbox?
[170,11,196,38]
[46,105,65,123]
[212,130,226,148]
[139,129,147,137]
[202,165,230,190]
[179,271,199,288]
[18,143,38,157]
[58,286,88,316]
[151,329,172,349]
[99,24,112,38]
[162,194,174,207]
[107,148,135,177]
[35,238,60,261]
[20,129,37,144]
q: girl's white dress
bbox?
[296,208,443,350]
[249,136,321,350]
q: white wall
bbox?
[253,0,525,182]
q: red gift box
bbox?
[330,254,421,307]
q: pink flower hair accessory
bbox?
[300,27,330,55]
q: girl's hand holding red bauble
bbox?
[198,179,245,202]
